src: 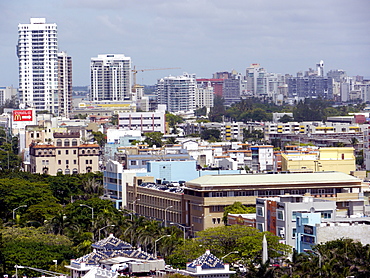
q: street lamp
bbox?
[170,222,188,242]
[221,250,239,261]
[15,265,25,278]
[154,235,171,259]
[13,205,27,220]
[164,205,173,227]
[132,198,140,216]
[80,204,94,239]
[80,204,94,223]
[98,224,115,240]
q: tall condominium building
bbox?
[156,73,196,112]
[195,81,214,109]
[57,51,72,118]
[90,54,131,101]
[246,63,267,97]
[17,18,58,114]
[287,76,333,100]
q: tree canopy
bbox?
[222,202,256,224]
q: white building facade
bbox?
[195,82,214,109]
[17,18,59,113]
[118,106,166,133]
[90,54,131,101]
[157,73,196,113]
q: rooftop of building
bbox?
[186,171,361,188]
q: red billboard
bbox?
[13,110,33,122]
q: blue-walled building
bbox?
[295,212,321,253]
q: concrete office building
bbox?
[58,51,72,118]
[118,105,166,133]
[90,54,131,101]
[17,18,58,113]
[156,73,196,113]
[125,171,364,235]
[255,195,337,248]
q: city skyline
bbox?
[1,0,370,87]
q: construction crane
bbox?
[131,66,181,90]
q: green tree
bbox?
[167,225,291,269]
[1,227,75,276]
[208,96,225,122]
[91,131,106,147]
[278,114,294,123]
[195,106,207,117]
[166,113,184,134]
[143,132,163,147]
[200,128,221,141]
[222,202,256,224]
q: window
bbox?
[86,160,89,164]
[58,160,61,165]
[90,160,92,164]
[257,223,264,232]
[277,210,284,220]
[131,160,137,166]
[292,228,296,238]
[321,211,332,219]
[65,169,70,175]
[64,139,70,147]
[74,160,77,164]
[57,139,62,146]
[66,160,69,165]
[73,150,77,155]
[65,150,69,155]
[257,206,264,217]
[72,139,77,146]
[57,168,63,173]
[72,168,78,174]
[58,150,61,155]
[278,227,285,238]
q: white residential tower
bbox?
[17,18,59,113]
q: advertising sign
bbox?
[13,110,33,122]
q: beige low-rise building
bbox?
[29,132,100,175]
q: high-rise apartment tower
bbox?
[157,73,196,112]
[90,54,131,101]
[17,18,58,113]
[57,51,72,118]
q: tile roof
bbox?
[187,250,225,270]
[91,234,132,250]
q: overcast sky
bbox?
[1,0,369,86]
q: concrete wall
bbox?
[317,224,370,245]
